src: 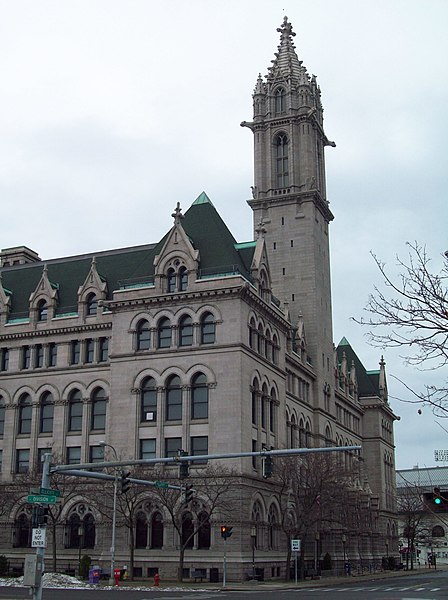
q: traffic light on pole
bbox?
[120,471,131,494]
[178,450,189,479]
[32,507,49,528]
[184,484,194,506]
[433,487,442,505]
[220,525,233,540]
[262,455,273,479]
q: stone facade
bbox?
[0,18,398,581]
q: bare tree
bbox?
[150,464,236,582]
[396,483,428,570]
[354,242,448,416]
[276,452,357,579]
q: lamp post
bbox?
[250,526,257,581]
[99,441,118,586]
[385,539,389,558]
[342,534,347,562]
[78,526,84,577]
[314,532,320,574]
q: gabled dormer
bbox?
[0,273,12,325]
[28,264,58,325]
[250,220,272,302]
[77,257,108,320]
[153,202,200,294]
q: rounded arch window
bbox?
[432,525,445,538]
[251,378,259,426]
[37,299,48,322]
[136,319,150,351]
[39,391,54,434]
[200,312,216,344]
[15,512,31,548]
[191,372,208,420]
[151,512,164,549]
[181,512,194,548]
[197,511,211,549]
[269,387,276,433]
[18,393,32,435]
[135,512,148,549]
[91,387,107,431]
[68,389,83,432]
[141,377,157,423]
[179,314,193,347]
[167,268,176,293]
[166,375,182,421]
[249,317,257,349]
[86,292,98,316]
[178,266,188,291]
[157,317,172,348]
[0,395,5,437]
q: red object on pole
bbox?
[154,573,160,587]
[114,568,121,586]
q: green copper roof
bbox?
[336,338,380,398]
[0,196,256,319]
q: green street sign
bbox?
[40,487,61,497]
[154,481,169,489]
[28,494,57,505]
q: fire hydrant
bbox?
[114,568,121,586]
[154,572,160,587]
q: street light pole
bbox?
[250,526,256,581]
[99,441,118,586]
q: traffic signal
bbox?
[120,471,131,494]
[184,484,194,505]
[433,487,442,505]
[262,456,273,479]
[32,507,49,528]
[220,525,233,540]
[178,450,189,479]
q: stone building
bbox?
[0,17,398,580]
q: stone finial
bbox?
[172,202,184,225]
[277,16,296,40]
[255,219,266,239]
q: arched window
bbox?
[265,329,271,359]
[91,388,106,431]
[157,317,171,348]
[37,299,48,322]
[251,502,262,550]
[432,525,445,538]
[68,508,96,549]
[305,421,312,448]
[251,379,259,426]
[135,512,148,549]
[249,317,256,349]
[181,512,194,548]
[86,293,97,316]
[270,388,276,433]
[325,425,332,447]
[166,375,182,421]
[197,512,211,549]
[83,513,96,548]
[268,505,279,549]
[257,324,264,354]
[191,373,208,419]
[15,513,30,548]
[179,315,193,346]
[200,312,215,344]
[136,319,151,351]
[18,393,32,435]
[68,389,83,432]
[141,377,157,422]
[179,267,188,292]
[0,396,5,436]
[167,268,176,293]
[261,384,268,429]
[39,391,54,434]
[290,414,296,447]
[272,334,279,364]
[275,134,289,188]
[298,418,305,447]
[275,87,286,114]
[151,512,164,549]
[67,513,81,549]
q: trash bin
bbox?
[209,568,219,583]
[88,567,100,584]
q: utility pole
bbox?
[32,453,51,600]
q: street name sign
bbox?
[40,487,61,497]
[291,539,301,552]
[27,494,57,504]
[32,528,47,548]
[154,481,169,489]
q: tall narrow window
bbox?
[34,344,44,368]
[200,312,215,344]
[67,446,81,464]
[70,340,80,365]
[16,449,30,473]
[270,388,276,433]
[261,384,268,429]
[68,389,83,432]
[48,343,57,367]
[157,317,171,348]
[37,299,48,322]
[21,346,31,370]
[165,437,182,457]
[91,388,106,430]
[135,512,148,549]
[275,87,286,114]
[251,379,259,426]
[0,348,9,371]
[39,392,54,434]
[15,513,30,547]
[179,267,188,291]
[85,338,95,364]
[136,320,150,351]
[191,373,208,419]
[275,134,289,188]
[166,375,182,421]
[140,439,156,460]
[190,436,208,464]
[181,512,194,548]
[98,337,108,362]
[179,315,193,346]
[197,512,211,549]
[167,268,176,293]
[86,293,97,316]
[18,394,32,435]
[151,512,163,548]
[0,396,5,436]
[141,377,157,422]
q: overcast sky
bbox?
[1,0,447,470]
